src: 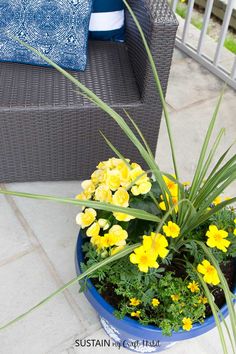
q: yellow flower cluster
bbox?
[130,232,169,273]
[159,175,179,212]
[76,158,152,222]
[76,208,128,254]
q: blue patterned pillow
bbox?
[89,0,125,41]
[0,0,93,71]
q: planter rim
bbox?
[76,231,236,335]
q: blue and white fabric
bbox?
[0,0,93,71]
[89,0,125,41]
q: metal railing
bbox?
[171,0,236,90]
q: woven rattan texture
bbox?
[0,0,178,182]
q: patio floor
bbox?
[0,48,235,354]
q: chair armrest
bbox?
[125,0,178,102]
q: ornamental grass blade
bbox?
[0,243,140,331]
[208,141,236,180]
[0,189,161,223]
[189,88,225,201]
[123,109,154,159]
[196,128,225,190]
[123,0,179,180]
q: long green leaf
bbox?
[123,0,179,179]
[0,243,139,330]
[0,189,161,223]
[189,88,225,201]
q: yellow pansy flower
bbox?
[142,232,169,259]
[91,169,105,184]
[131,311,141,318]
[171,294,180,302]
[197,260,220,285]
[113,212,135,222]
[187,280,200,293]
[163,221,180,238]
[94,184,112,203]
[130,245,159,273]
[86,222,100,237]
[112,187,129,207]
[98,218,110,230]
[81,179,95,194]
[106,169,121,191]
[110,245,125,256]
[151,298,160,307]
[108,225,128,246]
[76,208,97,228]
[182,317,192,331]
[130,298,141,306]
[206,225,230,252]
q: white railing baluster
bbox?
[172,0,236,90]
[182,0,195,44]
[213,0,235,66]
[231,57,236,80]
[197,0,214,54]
[171,0,178,12]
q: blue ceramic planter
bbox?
[75,231,236,353]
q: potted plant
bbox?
[0,2,235,353]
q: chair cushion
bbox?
[89,0,125,41]
[0,41,140,108]
[0,0,92,71]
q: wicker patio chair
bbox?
[0,0,178,182]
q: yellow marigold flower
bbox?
[159,194,178,213]
[86,222,100,237]
[198,296,208,304]
[171,294,180,302]
[112,187,129,207]
[163,221,180,238]
[110,245,124,256]
[143,232,169,259]
[187,280,200,293]
[130,246,159,273]
[98,218,110,230]
[212,196,222,206]
[182,317,192,331]
[197,260,220,285]
[94,184,112,203]
[106,169,121,191]
[131,311,141,318]
[76,208,97,228]
[130,298,141,306]
[113,212,135,222]
[151,298,160,307]
[206,225,230,252]
[163,175,178,197]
